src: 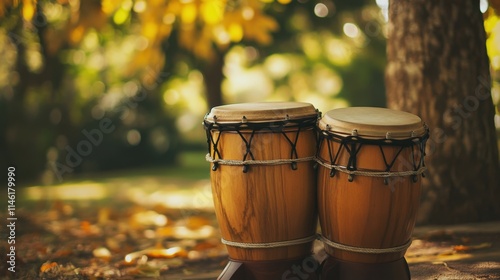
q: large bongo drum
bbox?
[316,107,428,279]
[204,102,320,280]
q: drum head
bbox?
[318,107,426,139]
[205,102,317,123]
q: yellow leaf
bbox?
[487,34,500,58]
[242,11,278,45]
[101,0,123,15]
[228,23,243,42]
[166,0,182,15]
[142,21,159,40]
[181,3,197,24]
[40,262,58,273]
[257,13,279,30]
[453,243,492,253]
[22,0,36,21]
[69,24,85,45]
[485,11,500,62]
[113,7,130,25]
[484,11,500,34]
[201,0,226,25]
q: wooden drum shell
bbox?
[317,140,422,263]
[209,128,318,261]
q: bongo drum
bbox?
[204,102,320,280]
[316,107,428,280]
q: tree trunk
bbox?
[386,0,500,224]
[202,50,225,110]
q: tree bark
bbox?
[202,50,225,110]
[386,0,500,224]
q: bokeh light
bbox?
[343,23,360,38]
[314,3,329,18]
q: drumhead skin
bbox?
[318,107,426,139]
[205,102,318,123]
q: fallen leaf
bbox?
[184,216,212,229]
[93,247,112,259]
[125,247,188,263]
[40,261,58,273]
[453,243,492,252]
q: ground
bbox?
[1,152,499,279]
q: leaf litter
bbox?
[0,199,227,279]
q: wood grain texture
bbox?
[317,140,421,263]
[210,128,317,261]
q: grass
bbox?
[3,150,211,210]
[50,150,210,184]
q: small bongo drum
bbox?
[204,102,320,280]
[316,107,428,279]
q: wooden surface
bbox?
[317,140,422,263]
[210,128,317,261]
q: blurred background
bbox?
[0,0,498,185]
[1,0,500,278]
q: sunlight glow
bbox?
[163,89,180,105]
[228,23,244,42]
[313,66,342,96]
[43,2,64,23]
[113,8,130,25]
[202,1,224,24]
[126,129,141,146]
[174,225,215,239]
[480,0,489,13]
[214,25,231,44]
[223,66,274,102]
[176,113,199,133]
[125,255,133,263]
[26,48,43,72]
[132,210,168,227]
[163,13,176,25]
[375,0,388,22]
[133,1,147,13]
[314,3,329,18]
[25,183,107,200]
[264,54,292,79]
[300,34,322,60]
[126,181,214,210]
[181,3,197,24]
[242,7,255,20]
[325,38,352,66]
[343,23,360,38]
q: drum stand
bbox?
[320,256,411,280]
[218,256,321,280]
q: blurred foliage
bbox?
[0,0,498,184]
[485,5,500,132]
